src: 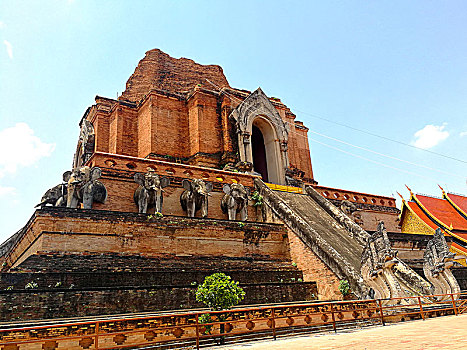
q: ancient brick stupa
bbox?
[0,49,415,321]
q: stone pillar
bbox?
[242,132,251,163]
[280,140,290,170]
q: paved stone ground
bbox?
[216,314,467,350]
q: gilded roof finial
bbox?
[438,184,446,196]
[396,191,405,202]
[405,185,414,199]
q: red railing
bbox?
[1,292,466,350]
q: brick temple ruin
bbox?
[0,49,463,321]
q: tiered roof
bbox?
[444,191,467,219]
[399,186,467,258]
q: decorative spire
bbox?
[405,185,414,200]
[438,184,446,197]
[396,191,405,202]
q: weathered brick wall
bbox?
[81,49,317,184]
[95,89,228,168]
[0,268,304,290]
[194,92,222,160]
[91,106,112,154]
[108,105,138,156]
[5,208,289,270]
[137,99,152,157]
[359,210,401,233]
[0,282,317,321]
[283,109,314,182]
[388,232,431,269]
[286,228,341,301]
[120,48,231,103]
[144,94,189,159]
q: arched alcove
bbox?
[249,116,282,184]
[251,125,268,182]
[230,87,289,184]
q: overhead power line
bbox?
[291,108,467,165]
[307,130,465,180]
[204,79,466,185]
[307,135,441,182]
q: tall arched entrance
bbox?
[250,117,282,184]
[251,125,269,182]
[230,87,289,185]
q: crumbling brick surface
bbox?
[287,228,341,300]
[83,49,317,181]
[120,49,230,102]
[0,282,317,321]
[5,207,290,270]
[2,254,304,289]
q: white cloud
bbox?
[0,186,16,197]
[0,123,55,178]
[461,131,467,137]
[0,21,5,29]
[411,123,449,149]
[3,40,12,59]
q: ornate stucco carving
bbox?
[230,88,289,184]
[361,221,404,303]
[400,208,434,236]
[230,87,289,142]
[423,228,462,300]
[340,200,364,227]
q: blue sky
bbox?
[1,1,466,243]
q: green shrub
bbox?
[195,273,245,311]
[339,279,350,296]
[251,191,263,207]
[196,273,245,344]
[198,313,213,334]
[25,282,38,289]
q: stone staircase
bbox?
[255,179,431,298]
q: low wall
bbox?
[0,282,317,321]
[4,209,289,270]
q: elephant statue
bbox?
[180,179,212,218]
[67,166,107,209]
[221,183,249,221]
[35,171,72,208]
[134,170,170,214]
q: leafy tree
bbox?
[196,273,245,343]
[196,273,245,311]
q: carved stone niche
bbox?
[229,88,289,184]
[361,221,404,304]
[73,120,95,169]
[423,228,462,300]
